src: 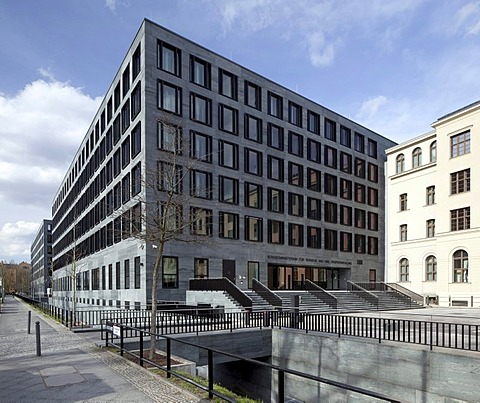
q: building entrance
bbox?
[267,264,340,290]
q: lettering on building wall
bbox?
[267,255,353,266]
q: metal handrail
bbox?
[189,278,252,308]
[252,279,282,307]
[347,281,379,309]
[385,282,424,305]
[305,280,338,309]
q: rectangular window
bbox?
[325,201,337,223]
[340,178,352,200]
[132,44,141,79]
[368,187,378,207]
[245,148,262,176]
[134,257,141,289]
[368,139,377,159]
[219,104,238,134]
[131,123,141,158]
[245,81,261,110]
[158,162,182,194]
[190,56,211,88]
[268,188,284,213]
[113,115,121,144]
[194,258,209,278]
[219,212,239,239]
[307,197,321,220]
[245,182,262,209]
[158,41,181,76]
[307,168,321,192]
[248,262,260,289]
[131,163,141,196]
[288,192,303,217]
[288,131,304,157]
[121,137,130,168]
[355,208,366,229]
[324,146,337,168]
[92,268,99,290]
[400,193,407,211]
[190,93,212,125]
[158,81,182,114]
[426,219,435,238]
[340,152,352,174]
[307,139,321,163]
[267,123,284,150]
[354,132,365,153]
[368,237,378,255]
[288,162,303,187]
[218,140,238,169]
[355,234,366,254]
[399,224,408,241]
[355,158,366,178]
[190,131,212,162]
[368,212,378,231]
[324,173,337,196]
[268,220,284,244]
[307,110,320,134]
[426,186,435,205]
[451,207,470,231]
[355,183,366,204]
[190,170,212,199]
[340,232,352,252]
[368,163,378,183]
[340,126,351,147]
[131,82,141,119]
[121,174,130,203]
[219,176,239,204]
[162,257,178,288]
[288,101,302,127]
[245,114,262,142]
[324,229,337,251]
[116,262,121,289]
[451,169,470,194]
[190,207,213,236]
[219,69,238,100]
[108,264,113,290]
[114,82,121,111]
[245,216,262,242]
[451,130,470,158]
[268,91,283,119]
[340,205,352,226]
[307,227,322,248]
[324,118,336,142]
[124,259,130,289]
[288,223,304,246]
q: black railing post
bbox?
[140,331,144,367]
[120,324,124,357]
[166,338,171,378]
[430,322,433,350]
[208,349,214,399]
[35,321,41,356]
[278,369,285,402]
[105,322,109,347]
[28,311,31,334]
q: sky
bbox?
[1,0,480,263]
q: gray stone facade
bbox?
[31,219,52,299]
[51,19,396,309]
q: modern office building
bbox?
[30,219,53,300]
[386,100,480,307]
[51,19,396,309]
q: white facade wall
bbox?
[386,102,480,307]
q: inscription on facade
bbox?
[267,255,353,266]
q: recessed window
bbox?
[451,207,470,231]
[131,82,141,119]
[158,81,182,114]
[190,207,213,236]
[245,81,261,110]
[245,114,262,142]
[425,255,437,281]
[355,183,366,204]
[355,234,366,254]
[245,182,262,209]
[451,131,470,158]
[267,155,284,182]
[194,258,209,279]
[307,139,321,163]
[324,118,336,142]
[190,131,212,162]
[158,161,182,194]
[340,232,352,252]
[324,229,337,251]
[307,168,321,192]
[400,224,407,241]
[340,205,352,226]
[218,140,238,170]
[219,104,238,134]
[368,237,378,255]
[131,163,141,195]
[268,220,284,244]
[340,126,351,148]
[132,44,141,79]
[399,258,409,281]
[288,223,304,246]
[131,123,141,158]
[245,216,262,242]
[453,250,468,283]
[121,100,130,132]
[288,101,302,127]
[412,147,422,168]
[162,257,178,288]
[430,141,437,162]
[268,188,284,213]
[288,131,304,157]
[354,132,365,153]
[288,192,303,217]
[340,152,352,173]
[219,69,238,100]
[340,178,352,200]
[158,41,181,76]
[399,193,407,211]
[355,158,366,178]
[307,197,321,220]
[190,56,211,89]
[267,123,284,150]
[368,212,378,231]
[219,212,239,239]
[426,219,435,238]
[324,201,337,223]
[368,187,378,207]
[219,176,239,204]
[288,162,303,187]
[426,186,435,205]
[114,82,121,111]
[190,93,212,125]
[245,148,262,176]
[158,122,181,153]
[451,169,470,194]
[324,173,337,196]
[368,163,378,183]
[268,91,283,119]
[307,110,320,134]
[190,170,212,199]
[324,146,337,168]
[355,208,366,229]
[396,154,405,174]
[307,227,322,249]
[121,137,130,168]
[368,139,377,159]
[122,65,130,96]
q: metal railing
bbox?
[104,321,400,402]
[189,277,253,308]
[305,280,338,309]
[347,281,379,309]
[252,278,283,308]
[385,282,424,305]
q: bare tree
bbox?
[117,117,214,358]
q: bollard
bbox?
[28,311,32,334]
[35,321,41,356]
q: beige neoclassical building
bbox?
[386,101,480,307]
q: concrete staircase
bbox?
[243,291,276,311]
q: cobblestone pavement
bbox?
[0,296,203,403]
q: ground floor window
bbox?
[453,249,468,283]
[267,265,341,290]
[162,256,178,288]
[247,261,260,288]
[194,258,209,278]
[399,258,409,282]
[425,255,437,281]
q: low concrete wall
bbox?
[272,330,480,402]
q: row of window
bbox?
[398,250,469,283]
[158,40,378,158]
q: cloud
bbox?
[454,1,480,36]
[358,96,388,120]
[0,77,101,262]
[307,32,336,67]
[0,221,39,259]
[105,0,130,13]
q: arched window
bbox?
[412,147,422,168]
[430,141,437,162]
[399,258,409,281]
[425,255,437,281]
[453,250,468,283]
[396,154,405,174]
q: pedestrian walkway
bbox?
[0,296,203,402]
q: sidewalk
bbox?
[0,296,203,402]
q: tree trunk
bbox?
[149,241,164,359]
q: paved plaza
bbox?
[0,296,203,403]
